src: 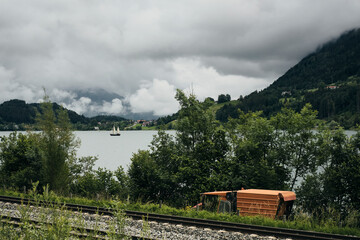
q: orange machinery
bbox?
[199,189,296,219]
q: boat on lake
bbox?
[110,126,121,136]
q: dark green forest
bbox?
[216,29,360,128]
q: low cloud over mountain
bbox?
[1,0,360,117]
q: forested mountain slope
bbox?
[216,28,360,128]
[0,99,128,130]
[0,99,88,125]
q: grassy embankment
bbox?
[1,189,359,237]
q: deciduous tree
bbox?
[36,96,79,193]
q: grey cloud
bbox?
[201,57,284,80]
[1,0,360,116]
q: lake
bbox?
[75,130,167,171]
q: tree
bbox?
[270,104,320,190]
[205,97,215,102]
[128,150,162,201]
[215,103,239,122]
[128,90,229,205]
[114,166,130,200]
[226,111,288,190]
[225,104,321,191]
[296,128,360,224]
[174,90,229,203]
[217,94,231,103]
[321,129,360,212]
[0,132,43,190]
[149,130,180,203]
[36,96,79,193]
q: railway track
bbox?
[0,216,153,240]
[0,195,152,240]
[1,215,120,240]
[0,195,359,240]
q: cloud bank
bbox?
[1,0,360,117]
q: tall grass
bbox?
[1,188,359,237]
[124,202,360,236]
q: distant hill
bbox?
[0,99,36,124]
[0,99,88,125]
[216,28,360,128]
[0,99,129,131]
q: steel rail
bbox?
[1,195,359,240]
[1,215,109,240]
[0,215,151,240]
[0,196,152,240]
[124,210,360,240]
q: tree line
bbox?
[1,91,359,226]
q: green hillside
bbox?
[0,99,130,131]
[216,28,360,128]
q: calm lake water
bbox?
[75,130,167,171]
[0,130,356,172]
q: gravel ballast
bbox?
[0,201,290,240]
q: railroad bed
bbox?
[1,195,359,240]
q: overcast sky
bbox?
[1,0,360,116]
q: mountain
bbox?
[0,99,88,125]
[216,28,360,128]
[0,99,37,124]
[0,99,129,130]
[272,29,360,90]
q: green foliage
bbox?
[156,112,179,126]
[222,104,321,191]
[271,104,320,190]
[69,156,97,179]
[149,130,180,203]
[36,97,80,193]
[0,99,37,125]
[0,132,43,190]
[296,127,360,225]
[171,90,229,202]
[128,90,230,205]
[70,165,128,200]
[128,150,162,202]
[226,110,288,190]
[215,103,239,122]
[217,94,231,103]
[114,166,130,199]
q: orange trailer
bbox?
[199,189,296,219]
